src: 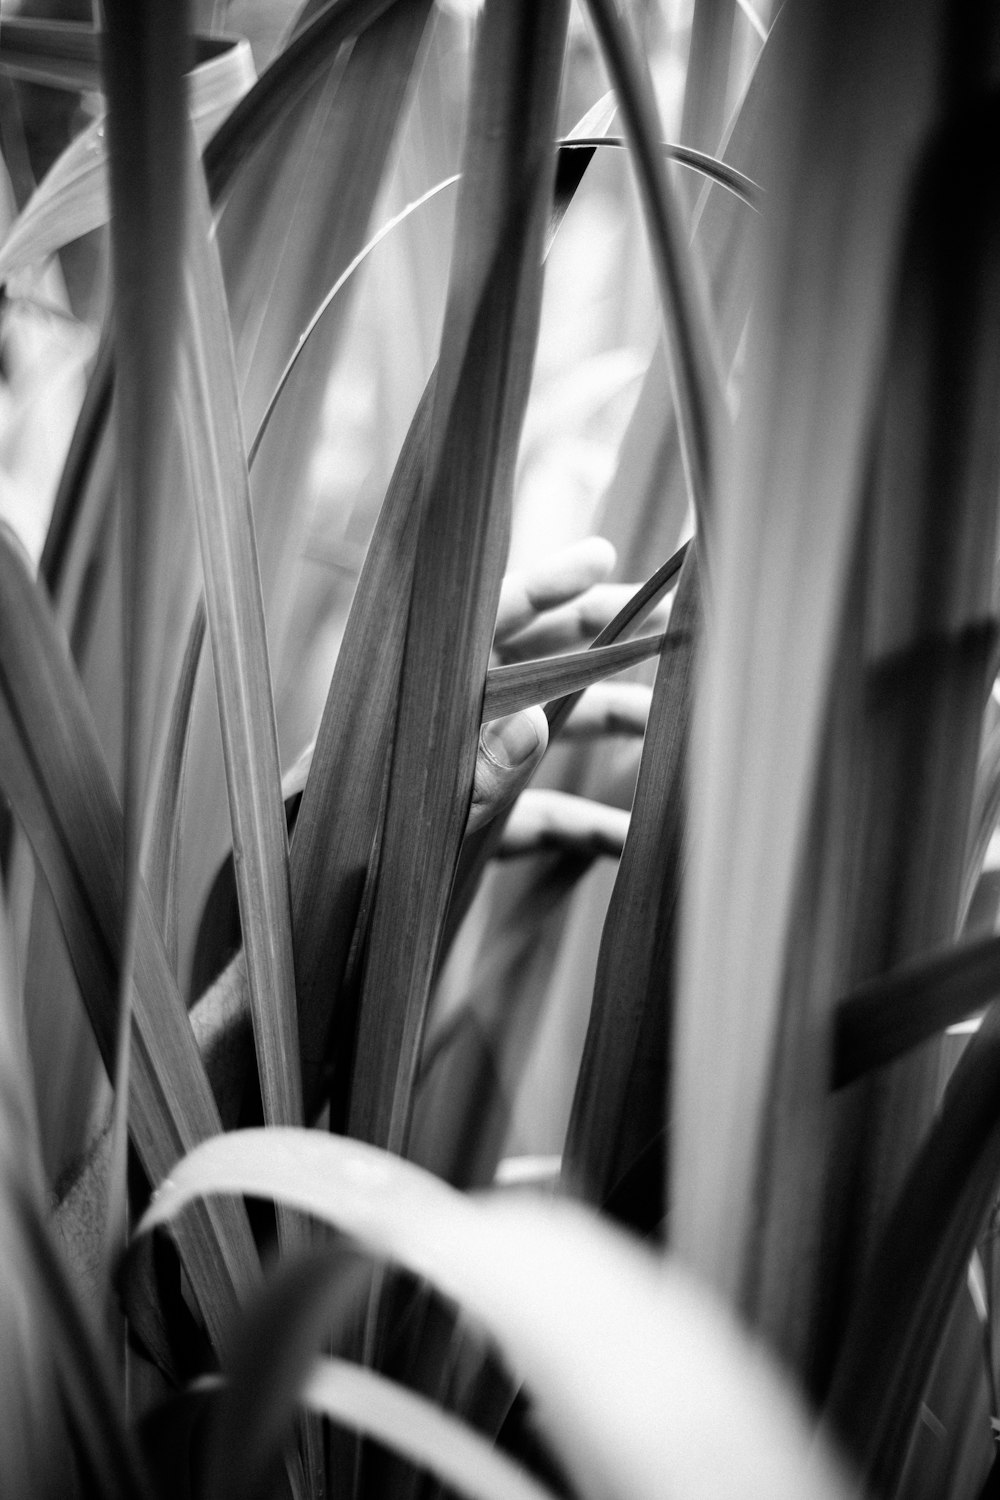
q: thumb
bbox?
[467,705,549,835]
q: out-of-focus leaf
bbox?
[140,1130,854,1500]
[200,1245,372,1500]
[833,934,1000,1087]
[351,0,572,1154]
[678,0,737,199]
[482,634,670,723]
[0,34,255,285]
[824,999,1000,1494]
[674,0,941,1326]
[102,0,191,1284]
[753,67,1000,1449]
[0,525,258,1353]
[179,134,302,1143]
[4,1172,154,1500]
[302,1358,555,1500]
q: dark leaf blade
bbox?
[102,0,191,1292]
[559,138,761,208]
[482,634,670,723]
[350,0,573,1155]
[833,934,1000,1087]
[563,551,701,1235]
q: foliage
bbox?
[0,0,997,1497]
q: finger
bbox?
[495,535,616,644]
[497,789,629,859]
[466,706,549,836]
[561,682,652,739]
[496,582,674,662]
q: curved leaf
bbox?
[140,1129,853,1500]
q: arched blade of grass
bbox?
[0,525,259,1354]
[582,0,728,544]
[302,1360,556,1500]
[246,173,460,471]
[0,34,255,286]
[350,0,572,1155]
[139,1129,853,1500]
[178,135,303,1154]
[833,933,1000,1087]
[561,138,761,208]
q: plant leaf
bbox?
[833,934,1000,1087]
[140,1129,853,1500]
[0,34,255,285]
[582,0,727,540]
[350,0,572,1154]
[482,634,670,723]
[302,1358,556,1500]
[178,130,303,1143]
[0,524,259,1352]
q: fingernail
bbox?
[481,711,540,769]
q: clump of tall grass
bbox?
[0,0,997,1497]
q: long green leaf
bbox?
[140,1130,853,1500]
[0,525,259,1353]
[674,0,941,1325]
[351,0,572,1155]
[179,131,302,1145]
[563,550,701,1235]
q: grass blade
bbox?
[351,0,572,1154]
[482,634,670,723]
[179,132,302,1144]
[562,550,701,1235]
